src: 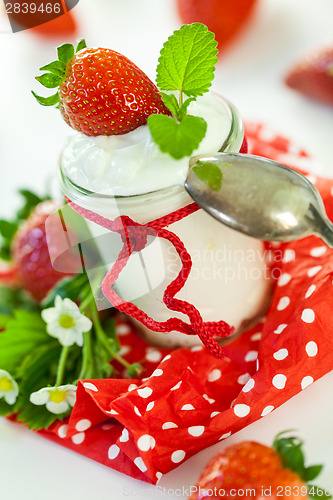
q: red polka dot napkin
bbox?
[37,123,333,484]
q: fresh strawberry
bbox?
[176,0,258,51]
[12,201,76,302]
[190,432,327,500]
[285,46,333,106]
[33,40,170,136]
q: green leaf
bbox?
[179,97,196,120]
[41,273,90,309]
[148,113,207,160]
[193,160,223,191]
[0,400,13,417]
[31,91,59,107]
[0,310,51,373]
[0,286,38,316]
[76,38,87,53]
[127,363,143,378]
[160,92,180,119]
[156,23,218,97]
[57,43,75,64]
[305,465,323,482]
[14,343,63,430]
[16,189,48,221]
[308,485,332,500]
[0,314,11,328]
[36,73,62,89]
[39,60,66,78]
[0,220,18,240]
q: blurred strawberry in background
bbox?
[176,0,258,52]
[285,46,333,106]
[30,10,77,38]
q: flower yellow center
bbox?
[49,390,67,403]
[59,314,75,329]
[0,377,13,392]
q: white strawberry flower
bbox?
[30,384,77,415]
[0,370,19,405]
[41,295,92,347]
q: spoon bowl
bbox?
[185,153,333,248]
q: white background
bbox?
[1,0,333,498]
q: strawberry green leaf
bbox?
[0,287,38,316]
[36,73,62,89]
[308,485,332,500]
[160,92,180,119]
[192,161,223,191]
[76,38,87,53]
[57,43,75,64]
[31,91,59,107]
[305,465,324,482]
[156,23,218,97]
[16,189,48,220]
[0,400,13,417]
[148,113,207,160]
[39,60,66,78]
[0,310,51,373]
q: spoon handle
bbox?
[314,214,333,249]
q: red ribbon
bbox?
[65,197,234,358]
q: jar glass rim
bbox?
[58,95,244,204]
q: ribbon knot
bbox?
[65,197,234,358]
[110,216,148,254]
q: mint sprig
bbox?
[148,23,218,161]
[148,114,207,160]
[156,23,218,97]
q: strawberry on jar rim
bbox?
[32,39,171,136]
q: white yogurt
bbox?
[61,92,232,196]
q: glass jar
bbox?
[58,96,272,348]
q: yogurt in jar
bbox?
[60,92,272,347]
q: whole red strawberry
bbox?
[12,201,76,302]
[33,39,170,136]
[285,46,333,106]
[176,0,258,52]
[190,432,327,500]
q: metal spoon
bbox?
[185,153,333,247]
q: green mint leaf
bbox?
[31,91,59,107]
[57,43,75,64]
[76,38,87,53]
[0,310,51,373]
[148,113,207,160]
[179,97,196,120]
[156,23,218,97]
[193,160,223,191]
[160,92,180,119]
[305,465,324,482]
[39,60,66,78]
[36,73,62,89]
